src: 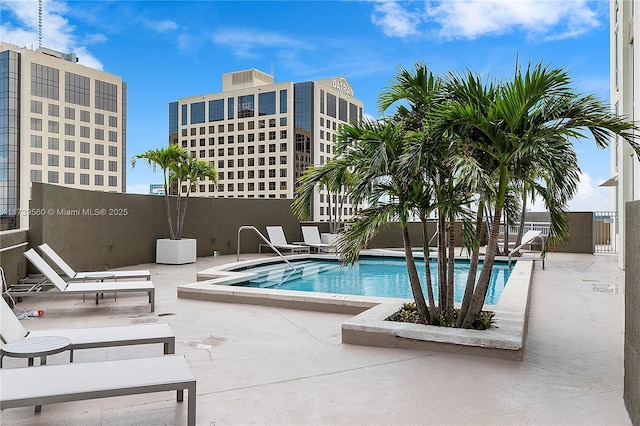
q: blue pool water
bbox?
[239,257,511,305]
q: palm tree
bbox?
[131,145,217,240]
[438,61,640,328]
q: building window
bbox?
[108,146,118,157]
[65,123,75,136]
[31,170,42,182]
[258,170,265,178]
[238,95,255,118]
[95,128,104,140]
[64,139,75,152]
[280,168,287,177]
[280,89,287,113]
[109,116,117,127]
[30,152,42,165]
[80,110,90,122]
[191,101,205,124]
[80,158,90,169]
[327,93,336,118]
[30,135,42,148]
[80,173,90,185]
[48,171,59,183]
[280,130,287,139]
[269,169,276,177]
[64,172,74,184]
[109,161,118,172]
[258,91,276,116]
[31,100,43,114]
[80,126,90,138]
[259,133,265,141]
[280,143,287,151]
[48,120,59,133]
[280,156,287,165]
[65,72,90,106]
[80,142,90,154]
[64,156,75,168]
[95,113,105,125]
[218,148,224,156]
[209,99,224,121]
[95,144,104,155]
[109,131,118,142]
[95,175,104,186]
[259,182,265,191]
[269,131,276,140]
[95,159,104,170]
[48,137,59,150]
[248,134,255,142]
[31,118,43,131]
[228,97,235,119]
[228,135,234,144]
[108,176,118,187]
[95,80,118,112]
[339,98,348,121]
[31,63,59,100]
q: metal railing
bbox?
[594,211,617,254]
[236,226,295,270]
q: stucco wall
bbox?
[625,200,640,424]
[0,229,29,287]
[27,183,301,273]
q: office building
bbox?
[609,1,640,268]
[0,42,127,230]
[169,69,364,222]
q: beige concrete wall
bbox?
[625,200,640,424]
[27,183,300,273]
[0,229,29,287]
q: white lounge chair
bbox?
[508,230,546,269]
[0,354,196,425]
[301,226,335,253]
[38,243,151,281]
[12,249,156,312]
[259,226,310,254]
[0,297,175,365]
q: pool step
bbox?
[247,262,341,288]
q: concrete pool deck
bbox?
[0,251,630,425]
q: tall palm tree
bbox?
[439,61,640,328]
[131,145,217,240]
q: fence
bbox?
[594,211,617,254]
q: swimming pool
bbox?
[237,257,510,305]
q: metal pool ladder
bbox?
[237,226,296,270]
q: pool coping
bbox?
[177,253,534,361]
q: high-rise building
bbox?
[609,1,640,268]
[169,69,364,222]
[0,42,127,230]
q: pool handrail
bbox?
[237,226,296,270]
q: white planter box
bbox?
[156,238,197,264]
[321,233,339,245]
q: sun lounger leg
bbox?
[187,382,196,426]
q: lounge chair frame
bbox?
[259,226,310,254]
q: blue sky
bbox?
[1,0,615,211]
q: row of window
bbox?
[319,89,360,122]
[29,153,118,171]
[183,181,289,193]
[30,170,118,186]
[319,207,355,216]
[30,101,118,126]
[31,63,119,112]
[185,90,288,124]
[182,131,288,148]
[29,119,118,142]
[215,168,288,179]
[180,117,287,137]
[29,136,118,156]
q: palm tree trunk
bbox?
[457,202,484,327]
[446,213,455,321]
[420,215,438,322]
[461,166,508,328]
[402,225,429,323]
[501,208,509,255]
[174,188,182,240]
[437,210,447,316]
[163,179,176,240]
[515,191,527,247]
[176,194,189,240]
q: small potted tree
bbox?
[131,145,218,264]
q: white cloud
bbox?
[1,0,103,69]
[529,172,614,212]
[144,19,178,33]
[371,1,422,38]
[426,0,600,41]
[210,28,307,58]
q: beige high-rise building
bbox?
[609,1,640,268]
[0,42,127,230]
[169,69,364,222]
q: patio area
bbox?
[0,251,630,425]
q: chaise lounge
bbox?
[259,226,310,254]
[38,243,151,281]
[11,249,156,312]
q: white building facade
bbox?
[0,42,127,230]
[170,69,364,222]
[610,1,640,268]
